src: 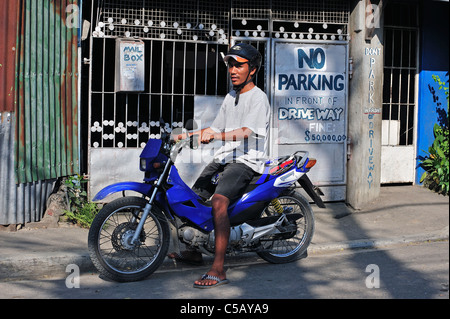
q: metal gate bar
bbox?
[89,37,230,149]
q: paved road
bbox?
[1,240,448,300]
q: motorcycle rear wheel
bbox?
[257,190,315,264]
[88,196,170,282]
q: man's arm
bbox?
[201,127,253,143]
[174,127,253,144]
[173,127,212,141]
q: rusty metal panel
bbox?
[15,0,79,184]
[0,0,19,113]
[0,0,58,225]
[1,113,56,225]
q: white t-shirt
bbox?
[210,86,270,174]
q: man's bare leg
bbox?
[194,194,230,287]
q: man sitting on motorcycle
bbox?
[171,43,271,288]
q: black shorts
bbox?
[192,162,256,202]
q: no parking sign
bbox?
[274,42,347,144]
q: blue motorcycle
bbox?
[88,120,325,282]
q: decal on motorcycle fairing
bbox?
[273,169,304,188]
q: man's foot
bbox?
[167,250,204,266]
[193,270,228,289]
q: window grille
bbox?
[96,0,230,43]
[382,1,419,146]
[89,39,230,149]
[93,0,350,42]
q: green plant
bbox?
[65,201,98,228]
[420,124,449,195]
[419,75,449,196]
[433,74,449,106]
[63,174,99,228]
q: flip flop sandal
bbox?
[193,274,230,289]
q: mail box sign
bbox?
[115,39,145,92]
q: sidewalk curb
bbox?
[1,227,448,282]
[309,226,449,254]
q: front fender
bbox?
[92,182,153,202]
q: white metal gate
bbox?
[87,0,351,200]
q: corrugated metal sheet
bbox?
[0,0,79,225]
[15,0,79,184]
[0,0,19,113]
[1,113,56,225]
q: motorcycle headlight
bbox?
[140,158,147,171]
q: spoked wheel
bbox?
[88,196,170,282]
[257,190,315,264]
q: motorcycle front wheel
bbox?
[88,196,170,282]
[257,190,315,264]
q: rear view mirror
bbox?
[185,119,198,131]
[190,134,199,149]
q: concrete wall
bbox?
[346,0,384,209]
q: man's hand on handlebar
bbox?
[200,129,216,144]
[171,127,217,145]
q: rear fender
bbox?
[298,174,326,208]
